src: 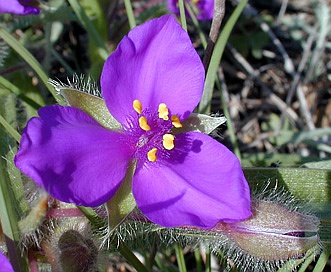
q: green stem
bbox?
[205,247,211,272]
[199,0,248,114]
[185,2,207,48]
[67,0,109,60]
[297,250,317,272]
[175,243,187,272]
[194,248,203,272]
[118,241,151,272]
[124,0,137,29]
[178,0,187,31]
[77,206,104,229]
[312,246,331,272]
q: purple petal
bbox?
[167,0,214,20]
[101,15,205,125]
[133,132,251,228]
[0,0,39,15]
[0,252,14,272]
[196,0,214,20]
[15,105,133,206]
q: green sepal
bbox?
[106,161,137,231]
[60,88,121,130]
[174,113,226,135]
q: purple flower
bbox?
[0,252,14,272]
[168,0,214,20]
[0,0,40,15]
[15,15,251,228]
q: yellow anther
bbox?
[147,148,158,162]
[158,103,169,120]
[138,116,151,131]
[163,134,175,150]
[171,115,183,128]
[193,0,199,3]
[133,99,142,114]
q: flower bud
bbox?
[42,216,103,272]
[214,200,320,262]
[58,230,98,272]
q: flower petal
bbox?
[100,15,205,125]
[133,132,251,228]
[168,0,214,20]
[0,0,39,15]
[15,105,133,206]
[195,0,214,20]
[0,252,14,272]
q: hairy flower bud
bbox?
[58,230,98,272]
[215,200,320,262]
[42,216,104,272]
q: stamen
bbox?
[193,0,199,3]
[139,116,151,131]
[158,103,169,120]
[171,115,183,128]
[133,99,142,114]
[147,148,158,162]
[163,134,175,150]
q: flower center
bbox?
[132,99,182,163]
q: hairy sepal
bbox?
[50,76,121,130]
[105,161,137,232]
[59,88,121,130]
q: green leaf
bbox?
[0,113,20,143]
[0,27,62,104]
[241,152,325,167]
[0,156,29,271]
[60,88,121,130]
[244,167,331,204]
[303,160,331,170]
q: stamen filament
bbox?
[158,103,169,120]
[163,134,175,150]
[139,116,151,131]
[133,99,142,114]
[147,148,158,162]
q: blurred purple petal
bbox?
[168,0,214,20]
[15,105,133,206]
[133,132,251,228]
[101,15,204,125]
[0,252,14,272]
[0,0,40,15]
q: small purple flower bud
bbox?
[214,200,320,262]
